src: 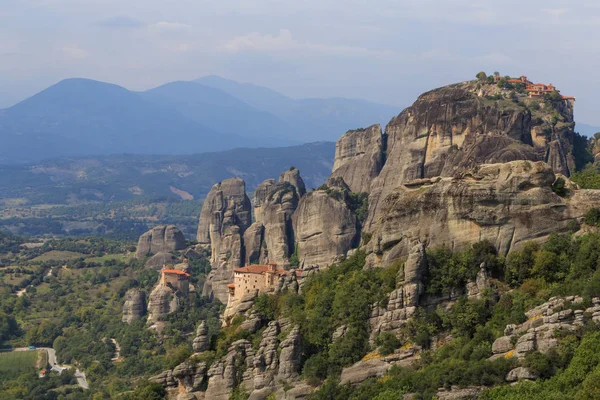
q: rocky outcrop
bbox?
[135,225,186,259]
[147,284,179,329]
[293,189,359,267]
[199,178,252,304]
[144,252,177,270]
[258,182,300,266]
[505,367,538,382]
[366,82,576,231]
[279,167,307,198]
[330,124,385,194]
[369,244,428,340]
[243,222,267,265]
[150,357,209,394]
[366,161,600,265]
[154,320,304,400]
[490,296,588,360]
[122,289,146,323]
[193,321,209,353]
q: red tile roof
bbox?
[233,264,298,276]
[162,269,190,277]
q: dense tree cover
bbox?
[0,238,222,399]
[1,369,81,399]
[305,231,600,399]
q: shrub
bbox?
[584,208,600,227]
[375,332,402,356]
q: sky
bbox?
[2,0,600,124]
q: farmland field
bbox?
[0,350,43,380]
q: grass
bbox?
[32,251,87,262]
[0,350,40,379]
[86,253,130,263]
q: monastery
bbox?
[494,74,575,101]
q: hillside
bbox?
[196,75,399,142]
[0,79,232,164]
[140,81,297,146]
[0,76,397,164]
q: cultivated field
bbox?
[0,350,45,379]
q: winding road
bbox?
[13,347,88,389]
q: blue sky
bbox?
[2,0,600,124]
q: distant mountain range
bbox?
[0,142,335,205]
[0,76,398,164]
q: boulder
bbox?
[506,367,538,382]
[122,288,146,323]
[339,359,391,386]
[329,124,385,194]
[136,225,186,259]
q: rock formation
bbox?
[257,182,300,266]
[365,160,600,264]
[122,289,146,323]
[135,225,186,259]
[198,178,252,304]
[293,188,359,267]
[144,252,177,270]
[192,321,209,353]
[243,222,267,265]
[279,167,307,197]
[365,81,576,230]
[369,244,428,340]
[154,319,305,400]
[147,284,179,329]
[490,296,588,361]
[329,124,385,194]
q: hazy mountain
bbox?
[0,78,234,164]
[0,141,335,205]
[577,123,600,137]
[195,75,399,141]
[140,81,297,146]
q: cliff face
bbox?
[293,189,359,267]
[135,225,187,259]
[366,160,600,264]
[366,82,575,230]
[122,289,146,323]
[330,124,385,194]
[198,178,252,304]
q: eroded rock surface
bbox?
[193,321,209,353]
[199,178,252,303]
[330,124,385,194]
[366,161,600,265]
[136,225,186,259]
[293,190,358,267]
[279,167,307,198]
[122,288,146,323]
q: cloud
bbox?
[151,22,192,32]
[223,29,395,58]
[61,45,88,59]
[96,16,144,29]
[544,8,568,17]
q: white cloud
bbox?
[151,22,192,32]
[61,45,88,59]
[544,8,568,17]
[223,29,394,58]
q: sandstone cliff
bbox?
[198,178,252,304]
[293,187,359,267]
[122,288,146,323]
[330,124,385,194]
[135,225,186,259]
[366,81,576,230]
[365,161,600,264]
